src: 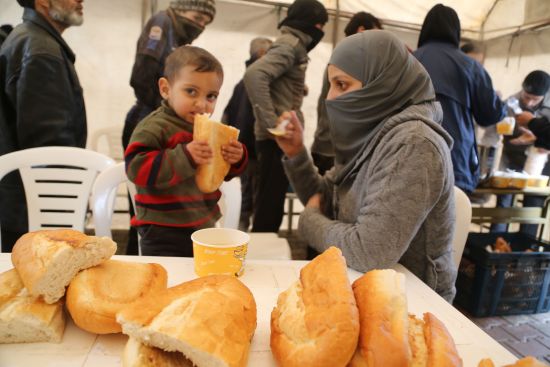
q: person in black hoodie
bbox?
[0,0,87,252]
[413,4,506,194]
[222,37,273,232]
[244,0,328,233]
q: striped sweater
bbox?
[125,102,247,228]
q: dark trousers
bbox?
[137,224,195,257]
[491,195,545,236]
[1,228,25,253]
[311,152,334,176]
[252,140,289,232]
[239,158,257,232]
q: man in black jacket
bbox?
[0,0,87,252]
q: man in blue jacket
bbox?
[414,4,506,193]
[0,0,87,252]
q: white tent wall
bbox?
[483,27,550,99]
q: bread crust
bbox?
[11,229,117,304]
[193,114,240,193]
[117,275,257,367]
[270,246,360,367]
[423,312,463,367]
[123,337,194,367]
[349,269,411,367]
[66,260,168,334]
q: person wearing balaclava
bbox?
[492,70,550,235]
[312,12,383,182]
[274,31,456,301]
[0,0,87,252]
[122,0,215,255]
[413,4,506,194]
[243,0,328,233]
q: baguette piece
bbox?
[11,229,117,304]
[0,269,65,343]
[193,113,240,193]
[66,260,168,334]
[123,337,194,367]
[479,357,550,367]
[270,246,360,367]
[349,269,411,367]
[117,275,257,367]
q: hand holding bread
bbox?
[193,113,240,193]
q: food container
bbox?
[496,116,516,135]
[489,171,511,188]
[191,228,249,277]
[527,175,550,188]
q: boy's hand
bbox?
[222,140,244,164]
[186,140,213,165]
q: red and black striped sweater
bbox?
[125,102,247,228]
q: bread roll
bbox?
[349,269,411,367]
[193,113,240,193]
[117,275,257,367]
[414,312,462,367]
[11,229,117,304]
[123,337,194,367]
[270,246,360,367]
[66,260,168,334]
[0,268,65,343]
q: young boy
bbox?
[125,46,247,257]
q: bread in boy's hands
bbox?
[11,229,117,304]
[117,274,257,367]
[270,246,360,367]
[193,113,239,193]
[0,268,65,343]
[66,260,168,334]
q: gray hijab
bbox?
[325,30,437,184]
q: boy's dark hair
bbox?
[344,12,382,37]
[164,46,223,82]
[460,42,483,55]
[522,70,550,96]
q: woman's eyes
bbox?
[337,81,348,90]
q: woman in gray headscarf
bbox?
[276,30,456,301]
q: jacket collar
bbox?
[280,25,312,49]
[23,7,76,63]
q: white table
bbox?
[0,254,517,366]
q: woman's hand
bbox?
[306,193,321,209]
[275,111,305,158]
[186,140,212,165]
[222,140,244,164]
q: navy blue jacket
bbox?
[414,42,505,192]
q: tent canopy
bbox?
[235,0,550,40]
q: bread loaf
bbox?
[351,269,462,367]
[349,269,411,366]
[66,260,168,334]
[0,269,65,343]
[193,113,239,193]
[270,246,360,367]
[117,274,257,367]
[479,357,549,367]
[11,229,117,304]
[123,337,194,367]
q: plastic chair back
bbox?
[0,147,115,232]
[218,178,241,229]
[452,186,472,270]
[90,126,124,162]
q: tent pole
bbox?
[480,0,501,41]
[332,0,340,49]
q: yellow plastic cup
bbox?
[191,228,249,277]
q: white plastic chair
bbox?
[91,162,136,238]
[0,147,115,233]
[218,178,242,229]
[90,126,124,162]
[452,186,472,271]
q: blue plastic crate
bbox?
[454,232,550,317]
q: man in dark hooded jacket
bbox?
[244,0,328,233]
[413,4,506,193]
[0,0,87,252]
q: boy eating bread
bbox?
[125,46,247,256]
